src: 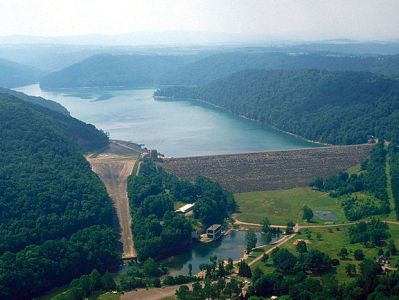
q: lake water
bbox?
[16,84,316,157]
[162,230,280,276]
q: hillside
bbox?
[0,89,108,151]
[0,58,43,88]
[40,54,198,89]
[0,87,69,115]
[0,94,120,299]
[155,69,399,145]
[158,52,399,86]
[0,93,120,299]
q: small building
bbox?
[207,224,222,240]
[376,255,389,265]
[175,203,195,214]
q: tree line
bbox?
[0,93,120,299]
[311,143,390,221]
[127,159,235,261]
[389,143,399,220]
[155,69,399,145]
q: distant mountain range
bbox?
[39,54,199,89]
[40,51,399,89]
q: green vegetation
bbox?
[246,222,399,299]
[245,230,258,252]
[347,219,389,246]
[303,205,314,222]
[389,143,399,219]
[0,226,121,300]
[0,57,43,88]
[52,269,116,300]
[0,87,69,115]
[156,69,399,144]
[255,223,399,281]
[234,187,345,225]
[127,159,235,260]
[158,52,399,86]
[0,92,119,299]
[313,143,390,220]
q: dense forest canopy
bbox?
[40,54,199,89]
[155,69,399,145]
[127,159,235,261]
[0,58,43,88]
[0,93,120,299]
[157,52,399,86]
[1,90,108,151]
[0,87,69,115]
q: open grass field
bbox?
[97,292,121,300]
[252,224,399,283]
[234,187,348,225]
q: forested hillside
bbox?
[157,52,399,85]
[389,143,399,219]
[0,58,43,88]
[0,94,120,299]
[0,87,69,115]
[127,159,235,261]
[155,69,399,145]
[1,90,108,151]
[40,54,198,88]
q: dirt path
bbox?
[87,141,139,260]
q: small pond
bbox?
[162,230,281,276]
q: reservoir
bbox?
[16,85,317,157]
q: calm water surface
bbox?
[17,84,316,157]
[17,84,302,274]
[163,230,280,276]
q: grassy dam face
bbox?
[159,144,374,193]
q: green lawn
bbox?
[234,187,347,225]
[251,224,399,283]
[97,292,120,300]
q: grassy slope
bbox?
[234,187,347,225]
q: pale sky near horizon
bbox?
[1,0,399,40]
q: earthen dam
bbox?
[158,144,374,193]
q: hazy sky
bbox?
[1,0,399,40]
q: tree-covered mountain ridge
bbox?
[0,57,44,88]
[39,53,199,89]
[155,69,399,145]
[0,92,119,299]
[0,88,109,151]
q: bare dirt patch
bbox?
[87,140,141,259]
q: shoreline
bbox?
[154,95,331,147]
